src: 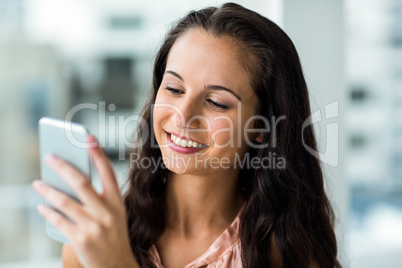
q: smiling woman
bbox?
[122,2,341,267]
[37,2,341,268]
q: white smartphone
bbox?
[38,117,92,244]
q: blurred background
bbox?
[0,0,400,267]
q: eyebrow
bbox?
[164,70,243,102]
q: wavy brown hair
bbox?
[124,2,341,267]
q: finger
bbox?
[37,204,77,239]
[44,155,108,215]
[87,135,121,201]
[33,180,91,225]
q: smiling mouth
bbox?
[167,132,209,149]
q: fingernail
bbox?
[45,154,58,165]
[33,180,46,191]
[37,204,48,214]
[88,135,98,147]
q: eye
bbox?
[165,86,184,95]
[207,99,230,110]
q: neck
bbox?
[164,169,245,238]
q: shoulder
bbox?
[62,244,84,268]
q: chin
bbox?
[163,158,206,175]
[164,164,193,175]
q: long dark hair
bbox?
[124,2,340,267]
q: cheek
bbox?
[210,111,257,152]
[211,118,238,148]
[153,96,169,143]
[153,109,172,146]
[153,90,178,123]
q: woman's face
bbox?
[153,29,262,175]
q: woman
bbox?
[33,2,340,268]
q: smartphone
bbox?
[38,117,92,244]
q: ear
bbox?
[255,131,264,143]
[253,118,265,143]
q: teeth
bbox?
[180,139,187,147]
[170,134,204,148]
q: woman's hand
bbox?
[33,135,139,268]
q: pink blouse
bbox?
[146,205,245,268]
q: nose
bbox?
[171,97,201,130]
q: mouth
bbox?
[165,132,209,154]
